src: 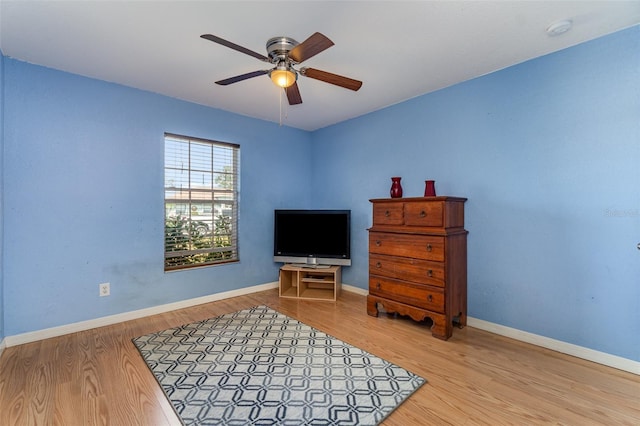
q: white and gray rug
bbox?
[133,305,425,425]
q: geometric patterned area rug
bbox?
[133,305,425,425]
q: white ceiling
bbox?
[1,1,639,131]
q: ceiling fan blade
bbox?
[285,82,302,105]
[300,67,363,91]
[201,34,270,62]
[215,70,269,86]
[288,32,334,63]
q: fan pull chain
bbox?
[279,89,289,126]
[279,89,283,126]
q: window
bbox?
[164,133,239,270]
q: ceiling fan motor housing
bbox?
[266,37,299,63]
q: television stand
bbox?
[279,264,341,301]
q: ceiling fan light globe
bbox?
[270,69,297,88]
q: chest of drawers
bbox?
[367,196,468,340]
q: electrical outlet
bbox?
[99,282,110,297]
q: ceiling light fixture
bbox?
[546,20,573,36]
[270,62,297,88]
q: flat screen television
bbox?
[274,209,351,267]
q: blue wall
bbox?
[3,59,312,335]
[1,26,638,363]
[312,26,640,361]
[0,50,5,342]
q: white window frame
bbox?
[164,133,239,271]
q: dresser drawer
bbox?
[369,232,445,261]
[369,276,445,313]
[372,202,403,226]
[404,201,443,227]
[369,253,445,287]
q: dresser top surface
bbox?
[369,196,467,203]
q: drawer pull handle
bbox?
[376,240,381,247]
[385,210,390,217]
[427,295,433,302]
[376,282,381,290]
[376,262,382,268]
[420,210,426,217]
[426,244,432,252]
[427,269,433,277]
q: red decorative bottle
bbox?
[424,180,436,197]
[390,177,403,198]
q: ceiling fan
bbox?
[200,32,362,105]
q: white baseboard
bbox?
[342,283,368,296]
[4,282,279,347]
[343,287,639,375]
[4,283,637,376]
[468,317,640,375]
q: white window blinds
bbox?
[164,133,239,270]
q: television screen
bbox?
[274,210,351,266]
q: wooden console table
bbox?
[279,264,342,301]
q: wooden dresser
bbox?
[367,196,468,340]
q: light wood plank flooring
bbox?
[1,289,638,425]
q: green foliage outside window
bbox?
[164,214,234,269]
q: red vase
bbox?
[390,177,403,198]
[424,180,436,197]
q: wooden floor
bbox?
[1,289,638,425]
